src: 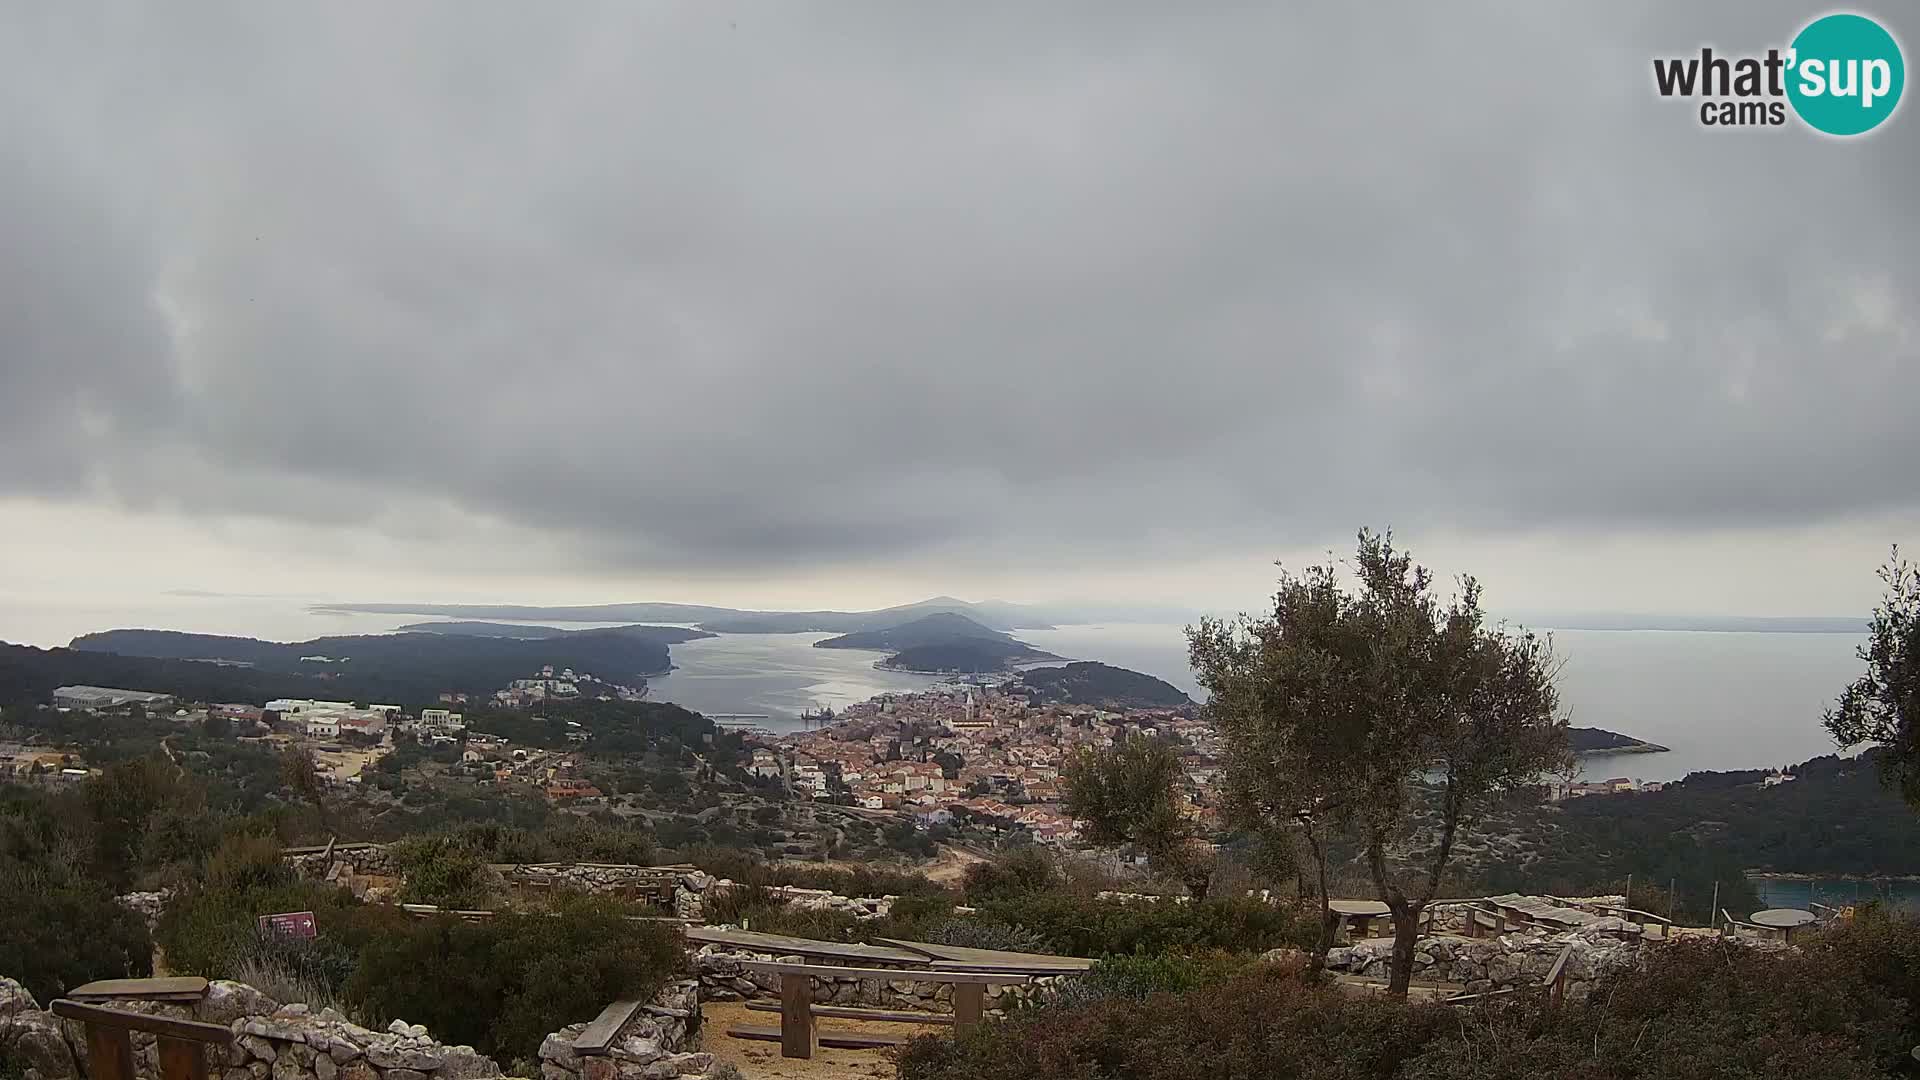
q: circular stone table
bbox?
[1749,908,1817,942]
[1328,899,1392,940]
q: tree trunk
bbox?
[1302,824,1335,974]
[1386,899,1424,995]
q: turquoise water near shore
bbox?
[1754,877,1920,912]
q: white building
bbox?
[265,699,355,716]
[305,717,340,739]
[419,708,465,733]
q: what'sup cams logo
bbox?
[1654,12,1904,135]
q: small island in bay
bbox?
[1568,726,1670,754]
[1015,661,1193,710]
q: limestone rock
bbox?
[270,1053,315,1080]
[668,1053,712,1076]
[315,1053,337,1080]
[0,976,38,1019]
[5,1012,78,1080]
[340,1063,378,1080]
[539,1032,583,1071]
[366,1045,444,1071]
[386,1069,431,1080]
[435,1046,500,1079]
[240,1035,280,1063]
[609,1036,660,1066]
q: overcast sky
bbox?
[2,2,1915,637]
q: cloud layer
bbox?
[2,2,1915,600]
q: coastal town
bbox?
[745,679,1212,846]
[4,668,1802,857]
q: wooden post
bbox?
[953,982,985,1034]
[85,1023,137,1080]
[158,1037,209,1080]
[1625,873,1632,907]
[1710,882,1720,932]
[1668,879,1676,922]
[778,972,816,1060]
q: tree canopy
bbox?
[1825,547,1920,806]
[1193,529,1568,993]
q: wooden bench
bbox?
[68,978,210,1004]
[50,1000,231,1080]
[724,961,1031,1059]
[1600,905,1674,940]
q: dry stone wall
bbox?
[1324,928,1639,1000]
[534,981,713,1080]
[691,945,1053,1016]
[1,978,728,1080]
[0,978,497,1080]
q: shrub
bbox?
[388,834,496,908]
[203,832,295,895]
[962,848,1058,904]
[900,934,1920,1080]
[1403,938,1910,1079]
[0,866,152,1003]
[1803,903,1920,1011]
[975,893,1305,957]
[899,965,1450,1080]
[344,895,683,1061]
[919,918,1050,955]
[1046,951,1249,1008]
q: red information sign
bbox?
[257,911,317,940]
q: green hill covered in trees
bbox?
[1018,662,1193,709]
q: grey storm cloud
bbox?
[2,1,1915,577]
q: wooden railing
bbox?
[49,1000,232,1080]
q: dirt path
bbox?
[922,843,987,886]
[699,1001,942,1079]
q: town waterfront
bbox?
[0,596,1872,784]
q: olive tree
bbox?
[1061,734,1212,898]
[1825,547,1920,805]
[1190,560,1362,973]
[1195,530,1568,994]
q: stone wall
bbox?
[0,978,497,1080]
[290,845,910,925]
[0,978,729,1080]
[1324,928,1639,1001]
[535,982,714,1080]
[285,844,396,880]
[691,946,1054,1016]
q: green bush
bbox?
[388,834,496,908]
[344,896,683,1061]
[961,848,1058,904]
[1801,905,1920,1020]
[0,866,153,1003]
[919,917,1050,955]
[902,935,1918,1080]
[899,965,1449,1080]
[975,893,1306,958]
[1048,951,1249,1007]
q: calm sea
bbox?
[0,599,1869,783]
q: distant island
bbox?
[316,595,1056,633]
[51,627,681,705]
[815,612,1061,674]
[1567,726,1670,755]
[1015,661,1193,710]
[397,621,714,643]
